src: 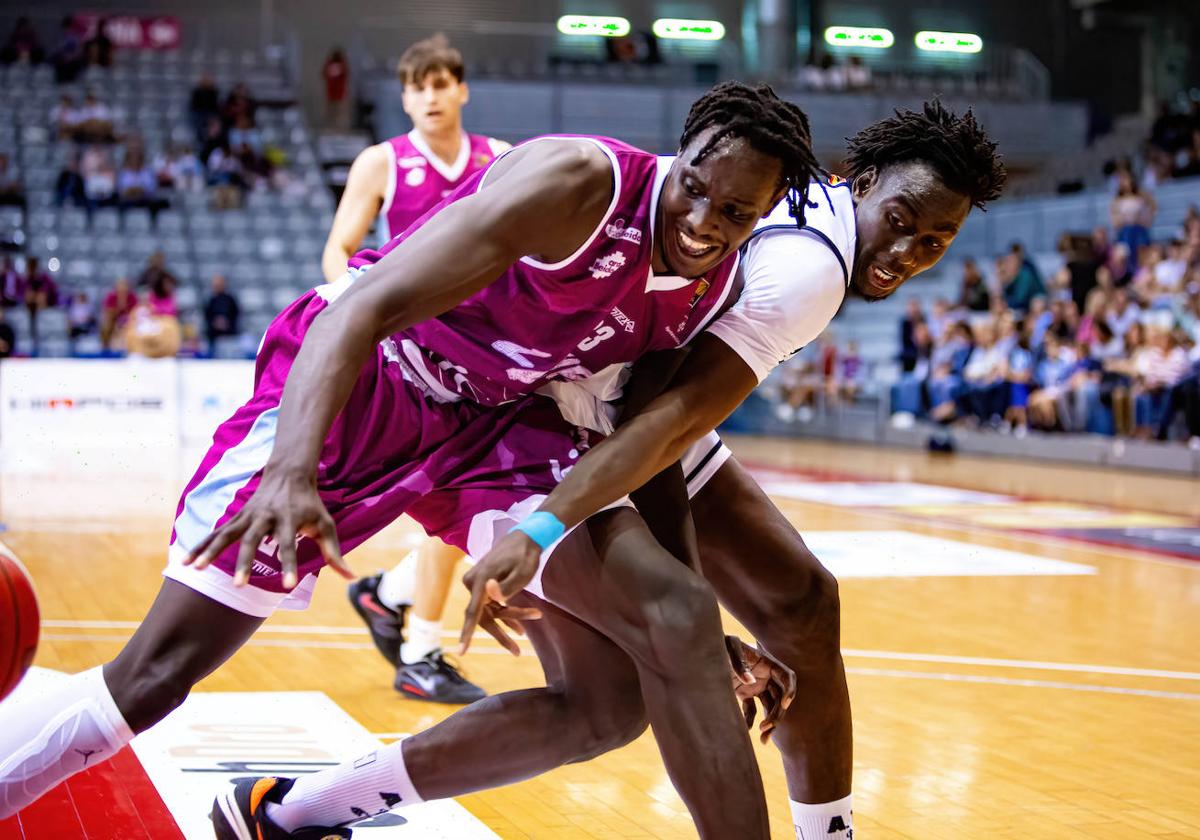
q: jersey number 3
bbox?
[577,322,616,352]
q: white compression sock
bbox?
[0,666,134,818]
[791,795,853,840]
[376,550,419,611]
[399,615,442,665]
[268,740,424,831]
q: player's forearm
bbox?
[321,243,354,284]
[263,304,378,482]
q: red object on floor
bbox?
[0,747,184,839]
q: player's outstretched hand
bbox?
[725,635,797,744]
[459,530,543,655]
[183,470,353,590]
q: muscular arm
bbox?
[321,144,389,282]
[269,140,615,481]
[547,334,757,532]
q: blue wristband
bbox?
[510,511,566,550]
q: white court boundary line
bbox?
[42,620,1200,680]
[846,667,1200,701]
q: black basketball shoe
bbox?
[211,776,353,839]
[394,650,487,704]
[348,574,407,668]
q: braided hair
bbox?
[679,81,821,228]
[845,101,1006,210]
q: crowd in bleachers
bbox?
[0,14,330,359]
[888,203,1200,445]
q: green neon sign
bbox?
[915,30,983,53]
[823,26,894,49]
[556,15,631,38]
[652,18,726,41]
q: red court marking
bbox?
[0,747,183,840]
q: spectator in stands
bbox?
[1101,321,1146,436]
[116,147,167,224]
[0,307,13,358]
[0,255,20,308]
[49,154,85,206]
[203,274,240,348]
[1134,326,1190,437]
[1028,330,1081,431]
[1003,242,1045,312]
[957,257,991,312]
[1047,298,1079,342]
[205,142,246,209]
[1110,169,1155,271]
[22,257,58,352]
[836,340,866,404]
[228,114,264,156]
[1056,232,1097,314]
[51,15,84,83]
[1004,326,1036,431]
[898,298,925,372]
[1076,290,1109,346]
[189,74,221,144]
[0,153,24,208]
[958,320,1008,426]
[223,82,257,128]
[136,251,176,292]
[145,274,178,318]
[323,48,350,130]
[51,94,82,140]
[80,144,116,217]
[845,56,871,91]
[76,92,115,143]
[154,143,203,192]
[199,115,228,164]
[100,276,136,349]
[1102,242,1133,288]
[926,321,974,423]
[1106,286,1141,338]
[67,290,97,339]
[83,18,114,69]
[1137,241,1189,307]
[1156,355,1200,443]
[1,17,43,65]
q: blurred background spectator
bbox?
[101,277,136,350]
[50,15,84,83]
[203,274,240,348]
[0,307,13,359]
[0,153,24,208]
[322,48,350,130]
[1,16,43,65]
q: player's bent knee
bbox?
[756,562,841,661]
[570,695,648,762]
[639,573,723,675]
[103,655,195,732]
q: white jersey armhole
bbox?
[475,136,623,272]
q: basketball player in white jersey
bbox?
[321,35,509,704]
[208,103,1005,840]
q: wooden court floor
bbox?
[2,436,1198,839]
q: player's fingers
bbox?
[724,637,754,685]
[184,528,221,566]
[479,613,520,656]
[314,515,352,580]
[485,577,510,606]
[275,517,299,590]
[458,577,489,655]
[233,517,270,586]
[192,514,247,569]
[494,605,542,622]
[742,698,756,731]
[498,616,527,637]
[772,663,798,711]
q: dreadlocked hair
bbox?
[845,100,1006,211]
[679,81,821,228]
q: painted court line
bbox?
[846,667,1200,701]
[42,622,1200,680]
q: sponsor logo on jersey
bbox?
[589,250,627,279]
[474,152,492,167]
[610,306,636,332]
[397,155,426,169]
[828,173,846,186]
[405,167,427,187]
[605,218,642,244]
[688,279,710,309]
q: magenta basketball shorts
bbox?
[163,279,592,616]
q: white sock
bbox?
[267,740,424,831]
[0,666,134,818]
[376,550,418,611]
[791,794,853,840]
[399,615,442,665]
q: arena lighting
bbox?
[823,26,894,49]
[556,15,631,37]
[915,30,983,53]
[652,18,726,41]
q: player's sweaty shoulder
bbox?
[484,138,613,206]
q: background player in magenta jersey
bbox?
[321,35,509,705]
[0,84,822,840]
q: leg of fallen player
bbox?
[537,508,772,840]
[0,580,263,815]
[258,590,650,832]
[690,458,854,838]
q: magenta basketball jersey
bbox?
[380,131,504,238]
[348,137,740,407]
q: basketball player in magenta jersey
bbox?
[321,36,510,704]
[0,85,824,839]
